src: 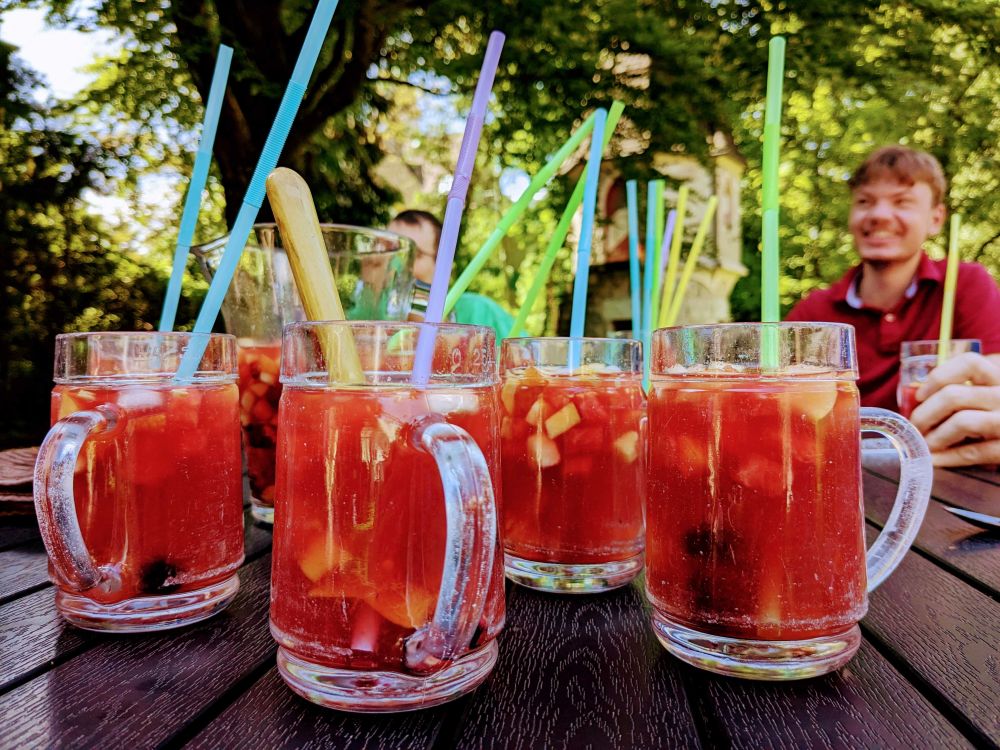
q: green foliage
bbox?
[0,42,200,446]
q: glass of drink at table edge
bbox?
[647,323,932,680]
[500,337,645,592]
[193,223,416,524]
[33,332,244,632]
[270,321,504,712]
[897,339,981,419]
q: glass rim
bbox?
[655,321,854,335]
[191,223,416,256]
[54,331,237,384]
[284,320,493,337]
[54,331,234,343]
[900,338,981,347]
[503,335,640,345]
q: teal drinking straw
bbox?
[761,36,786,369]
[626,180,641,336]
[443,110,599,316]
[568,108,608,340]
[158,43,232,332]
[177,0,342,381]
[650,180,665,326]
[412,31,505,385]
[507,101,624,337]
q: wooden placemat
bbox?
[0,447,37,507]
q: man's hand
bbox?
[909,352,1000,467]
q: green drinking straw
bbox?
[443,110,600,316]
[761,36,786,369]
[649,180,666,326]
[507,101,625,337]
[938,214,962,365]
[176,0,342,382]
[662,196,718,327]
[159,43,232,332]
[660,185,689,323]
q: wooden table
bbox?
[1,459,997,749]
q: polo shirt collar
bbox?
[839,253,941,310]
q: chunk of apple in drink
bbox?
[614,431,639,464]
[525,397,552,428]
[544,402,581,439]
[526,432,560,468]
[785,381,839,423]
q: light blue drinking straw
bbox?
[177,0,342,381]
[159,44,232,333]
[411,31,505,385]
[567,108,608,373]
[626,180,641,337]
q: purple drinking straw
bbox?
[411,30,505,385]
[659,210,678,276]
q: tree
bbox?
[0,42,200,446]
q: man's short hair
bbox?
[391,210,442,251]
[848,146,947,206]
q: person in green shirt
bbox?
[388,209,514,341]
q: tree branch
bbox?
[374,75,450,95]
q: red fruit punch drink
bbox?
[500,336,645,592]
[270,322,503,712]
[646,323,932,680]
[34,332,244,632]
[647,377,865,639]
[237,342,282,514]
[896,339,980,419]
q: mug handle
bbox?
[33,404,123,595]
[404,417,498,674]
[860,407,933,591]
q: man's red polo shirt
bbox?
[785,253,1000,411]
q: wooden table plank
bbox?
[182,669,450,750]
[0,515,41,552]
[864,472,1000,597]
[0,555,276,750]
[452,581,702,749]
[686,640,972,749]
[955,466,1000,487]
[862,525,1000,746]
[0,542,49,604]
[0,587,93,693]
[929,470,1000,517]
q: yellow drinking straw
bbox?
[660,196,718,327]
[266,168,364,382]
[659,185,689,320]
[937,214,962,365]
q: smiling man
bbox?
[786,145,1000,466]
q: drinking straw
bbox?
[662,196,718,327]
[938,214,962,364]
[443,110,599,316]
[568,108,608,340]
[176,0,343,382]
[660,185,689,323]
[507,101,625,337]
[641,182,657,349]
[266,168,363,382]
[158,44,232,332]
[411,31,505,385]
[761,36,786,369]
[659,210,677,276]
[626,180,641,335]
[649,180,666,325]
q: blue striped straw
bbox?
[626,180,641,336]
[641,181,657,382]
[177,0,341,381]
[569,108,608,340]
[159,44,232,332]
